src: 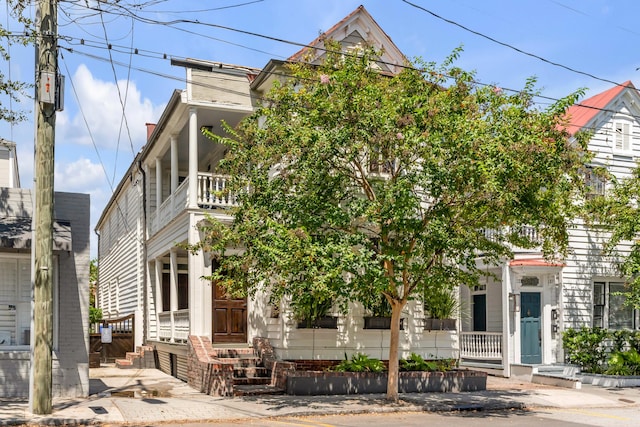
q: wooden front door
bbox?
[212,281,247,343]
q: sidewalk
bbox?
[2,366,640,426]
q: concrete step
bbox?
[532,373,582,389]
[534,364,581,377]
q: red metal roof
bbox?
[509,259,565,267]
[565,81,635,135]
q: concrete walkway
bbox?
[2,366,640,426]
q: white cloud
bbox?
[55,157,105,194]
[57,64,163,152]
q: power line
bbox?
[401,0,626,90]
[60,38,638,126]
[60,52,139,242]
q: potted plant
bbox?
[293,295,338,329]
[423,285,459,331]
[362,294,404,329]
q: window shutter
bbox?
[614,121,632,151]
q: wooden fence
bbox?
[89,313,134,363]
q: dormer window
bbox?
[613,119,633,152]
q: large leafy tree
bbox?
[0,0,33,125]
[191,43,590,401]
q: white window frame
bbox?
[0,254,58,350]
[584,166,607,199]
[593,280,638,330]
[613,119,633,154]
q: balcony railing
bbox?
[460,331,502,360]
[149,172,241,236]
[149,177,189,236]
[197,172,239,208]
[480,226,539,245]
[158,309,190,343]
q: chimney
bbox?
[145,123,157,141]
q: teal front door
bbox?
[520,292,541,364]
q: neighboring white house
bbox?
[95,6,458,382]
[0,139,90,398]
[459,81,640,377]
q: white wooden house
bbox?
[0,139,90,398]
[459,81,640,377]
[95,6,458,382]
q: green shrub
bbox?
[400,353,456,372]
[89,306,103,324]
[606,349,640,376]
[332,353,386,373]
[562,327,608,373]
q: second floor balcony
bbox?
[149,172,239,236]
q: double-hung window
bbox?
[593,281,637,330]
[584,166,607,199]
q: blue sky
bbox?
[1,0,639,258]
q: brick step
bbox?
[233,366,269,378]
[216,356,262,368]
[125,352,139,361]
[233,376,271,386]
[115,358,135,369]
[212,348,256,358]
[233,384,285,397]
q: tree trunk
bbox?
[386,301,403,402]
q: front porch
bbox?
[459,331,505,375]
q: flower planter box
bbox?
[297,316,338,329]
[285,369,486,395]
[423,318,457,331]
[363,316,405,330]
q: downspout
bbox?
[137,159,148,345]
[93,229,100,311]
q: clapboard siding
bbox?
[190,68,254,107]
[97,176,145,325]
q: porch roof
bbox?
[0,217,72,251]
[509,259,565,267]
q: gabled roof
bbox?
[287,5,407,74]
[565,81,635,135]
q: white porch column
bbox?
[170,249,178,342]
[502,263,511,378]
[170,134,179,194]
[188,215,209,336]
[154,259,163,340]
[188,107,198,208]
[155,157,162,209]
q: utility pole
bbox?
[30,0,57,415]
